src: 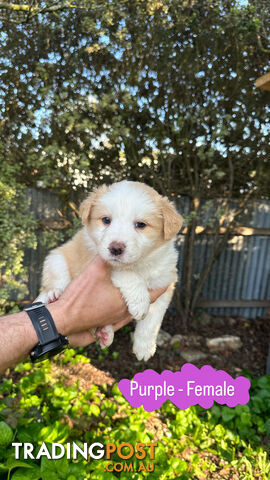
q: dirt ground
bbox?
[86,309,270,381]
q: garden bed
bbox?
[87,313,270,380]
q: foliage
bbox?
[0,352,269,479]
[0,164,37,315]
[0,0,269,199]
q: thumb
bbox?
[149,286,168,303]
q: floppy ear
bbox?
[160,197,183,241]
[79,184,109,225]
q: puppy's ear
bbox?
[160,197,183,241]
[79,184,109,225]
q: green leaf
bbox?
[41,452,69,480]
[257,376,270,389]
[0,463,9,472]
[89,404,100,417]
[68,462,86,480]
[169,458,187,473]
[5,459,34,470]
[221,407,236,423]
[0,421,13,446]
[17,423,42,443]
[265,419,270,437]
[11,465,41,480]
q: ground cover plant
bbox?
[0,350,269,480]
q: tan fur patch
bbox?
[79,184,110,225]
[136,211,164,249]
[159,197,183,241]
[85,202,111,237]
[132,182,183,241]
[57,230,95,278]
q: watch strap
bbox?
[24,302,60,346]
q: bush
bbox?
[0,351,269,479]
[0,173,36,315]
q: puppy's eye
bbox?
[135,221,146,229]
[102,217,111,225]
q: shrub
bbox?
[0,173,36,314]
[0,351,269,479]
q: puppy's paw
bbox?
[111,271,149,321]
[133,339,156,362]
[47,288,63,303]
[36,291,50,304]
[36,289,63,304]
[127,295,150,321]
[96,325,114,349]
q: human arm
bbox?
[0,257,166,373]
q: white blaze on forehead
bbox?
[99,181,156,218]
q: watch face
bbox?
[44,344,69,361]
[30,338,69,363]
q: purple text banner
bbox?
[118,364,250,412]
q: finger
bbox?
[78,256,111,285]
[149,286,167,303]
[88,255,111,273]
[113,315,133,332]
[91,255,108,268]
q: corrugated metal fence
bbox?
[24,189,270,319]
[24,189,62,298]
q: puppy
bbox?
[37,181,182,361]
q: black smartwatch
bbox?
[24,302,69,363]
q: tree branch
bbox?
[256,34,270,53]
[0,1,86,22]
[0,2,31,11]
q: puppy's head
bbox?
[80,181,183,266]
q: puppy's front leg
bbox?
[111,270,150,321]
[133,288,173,361]
[37,252,71,304]
[91,270,149,350]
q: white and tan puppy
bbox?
[38,181,182,361]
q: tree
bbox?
[0,0,269,319]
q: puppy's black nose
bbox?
[109,241,126,256]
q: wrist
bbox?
[46,302,69,336]
[20,311,39,349]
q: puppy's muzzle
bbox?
[109,241,126,256]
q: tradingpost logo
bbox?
[12,441,158,473]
